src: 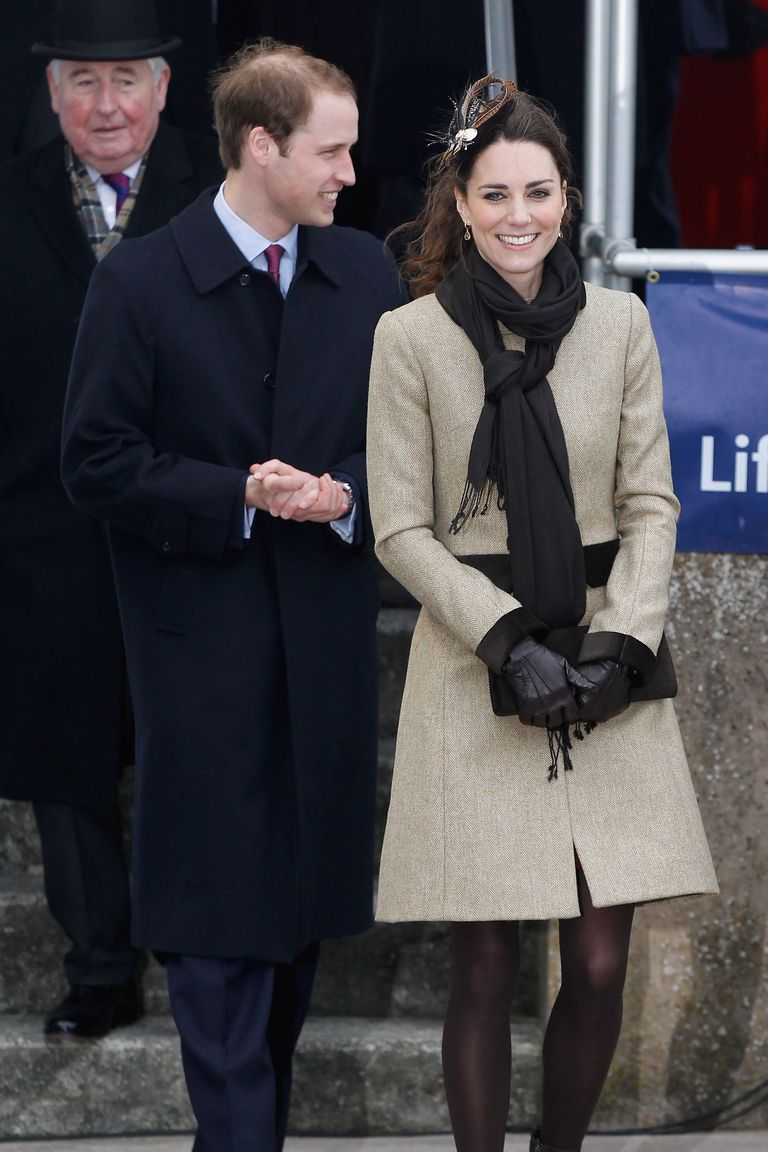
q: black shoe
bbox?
[44,977,144,1038]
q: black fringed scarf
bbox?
[436,239,588,629]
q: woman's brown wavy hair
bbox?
[394,87,582,299]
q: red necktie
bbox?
[102,172,131,213]
[264,243,284,287]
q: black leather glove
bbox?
[503,637,592,728]
[576,659,634,723]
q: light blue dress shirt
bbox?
[212,183,356,542]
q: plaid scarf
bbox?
[66,144,147,261]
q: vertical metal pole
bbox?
[606,0,639,290]
[484,0,518,81]
[581,0,611,285]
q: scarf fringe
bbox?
[449,476,502,534]
[546,719,597,781]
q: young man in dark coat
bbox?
[0,0,222,1038]
[62,38,404,1152]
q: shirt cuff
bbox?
[330,504,357,543]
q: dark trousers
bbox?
[32,799,138,986]
[166,944,319,1152]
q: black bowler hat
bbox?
[31,0,182,61]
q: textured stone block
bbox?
[0,1015,542,1138]
[547,554,768,1132]
[0,878,65,1016]
[0,875,169,1017]
[0,801,42,873]
[290,1017,542,1135]
[0,1016,192,1137]
[0,877,545,1021]
[313,919,545,1020]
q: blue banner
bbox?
[646,272,768,553]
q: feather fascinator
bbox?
[440,73,518,162]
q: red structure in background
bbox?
[671,31,768,249]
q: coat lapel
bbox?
[170,190,253,292]
[28,136,94,288]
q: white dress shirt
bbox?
[85,158,142,229]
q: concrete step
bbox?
[0,876,546,1020]
[0,1014,542,1138]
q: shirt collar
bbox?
[84,157,143,187]
[213,182,298,268]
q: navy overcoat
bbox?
[62,191,404,961]
[0,124,222,805]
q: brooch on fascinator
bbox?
[442,74,518,159]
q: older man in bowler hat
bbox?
[0,0,222,1038]
[62,38,404,1152]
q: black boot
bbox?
[530,1126,581,1152]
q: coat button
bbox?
[160,541,172,553]
[263,372,275,389]
[239,272,251,286]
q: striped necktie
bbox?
[102,171,131,214]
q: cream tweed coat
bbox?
[367,284,718,921]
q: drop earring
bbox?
[463,223,471,241]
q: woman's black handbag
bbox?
[459,549,678,718]
[486,625,677,718]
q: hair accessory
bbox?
[442,73,517,160]
[454,128,478,149]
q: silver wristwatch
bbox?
[334,480,356,517]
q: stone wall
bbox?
[548,552,768,1130]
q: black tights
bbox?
[442,869,634,1152]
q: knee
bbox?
[450,924,519,1008]
[564,946,628,1003]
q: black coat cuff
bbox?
[577,630,656,683]
[475,607,548,673]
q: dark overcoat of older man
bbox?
[0,0,222,1037]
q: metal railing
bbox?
[581,0,768,285]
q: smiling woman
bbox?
[367,74,717,1152]
[455,140,567,302]
[46,57,169,172]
